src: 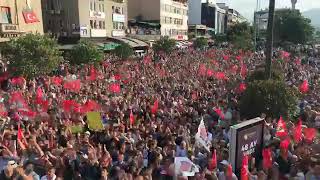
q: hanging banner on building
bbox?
[22,10,39,24]
[229,117,264,177]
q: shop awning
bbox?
[98,42,121,51]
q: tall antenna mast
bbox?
[291,0,297,10]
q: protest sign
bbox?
[69,125,84,134]
[87,112,104,131]
[229,117,264,177]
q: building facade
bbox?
[0,0,43,42]
[227,8,247,27]
[41,0,127,39]
[254,10,269,31]
[128,0,188,40]
[188,0,226,35]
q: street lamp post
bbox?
[265,0,275,79]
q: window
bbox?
[113,22,124,30]
[165,5,170,12]
[102,21,105,29]
[90,2,93,11]
[112,6,114,13]
[94,20,97,29]
[60,20,63,27]
[99,21,102,29]
[160,16,165,23]
[0,7,11,24]
[98,4,101,12]
[102,5,104,12]
[161,4,165,11]
[90,20,93,28]
[93,2,96,11]
[176,8,181,14]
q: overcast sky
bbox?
[217,0,320,21]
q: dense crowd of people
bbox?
[0,46,319,180]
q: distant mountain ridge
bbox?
[303,8,320,30]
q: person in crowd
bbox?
[0,46,318,180]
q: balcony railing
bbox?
[111,0,124,3]
[172,0,188,5]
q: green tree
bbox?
[315,30,320,40]
[213,34,227,44]
[112,43,134,59]
[68,40,103,65]
[273,9,314,44]
[193,37,208,50]
[227,22,254,50]
[153,36,176,54]
[1,34,61,78]
[240,79,298,119]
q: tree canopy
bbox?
[240,67,299,120]
[68,40,103,65]
[226,22,254,50]
[112,43,134,60]
[153,36,176,54]
[273,9,314,44]
[1,34,62,78]
[193,37,208,50]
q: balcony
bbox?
[111,0,124,3]
[91,29,107,37]
[172,0,188,5]
[113,14,125,22]
[90,11,106,19]
[112,30,125,37]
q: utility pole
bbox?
[265,0,275,79]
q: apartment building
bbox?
[41,0,127,39]
[0,0,43,42]
[188,0,226,35]
[128,0,188,40]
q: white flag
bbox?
[195,118,210,152]
[174,157,199,177]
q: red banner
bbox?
[22,11,39,24]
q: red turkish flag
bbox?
[109,83,121,93]
[151,99,159,114]
[293,119,302,143]
[17,124,23,141]
[22,11,39,24]
[241,155,249,180]
[262,148,272,169]
[299,80,309,94]
[276,116,288,138]
[208,150,217,171]
[238,83,247,93]
[304,128,316,143]
[129,110,135,125]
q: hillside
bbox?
[303,8,320,29]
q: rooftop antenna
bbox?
[291,0,297,9]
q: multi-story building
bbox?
[188,0,226,35]
[0,0,43,42]
[41,0,128,39]
[128,0,188,40]
[227,8,247,27]
[254,9,269,31]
